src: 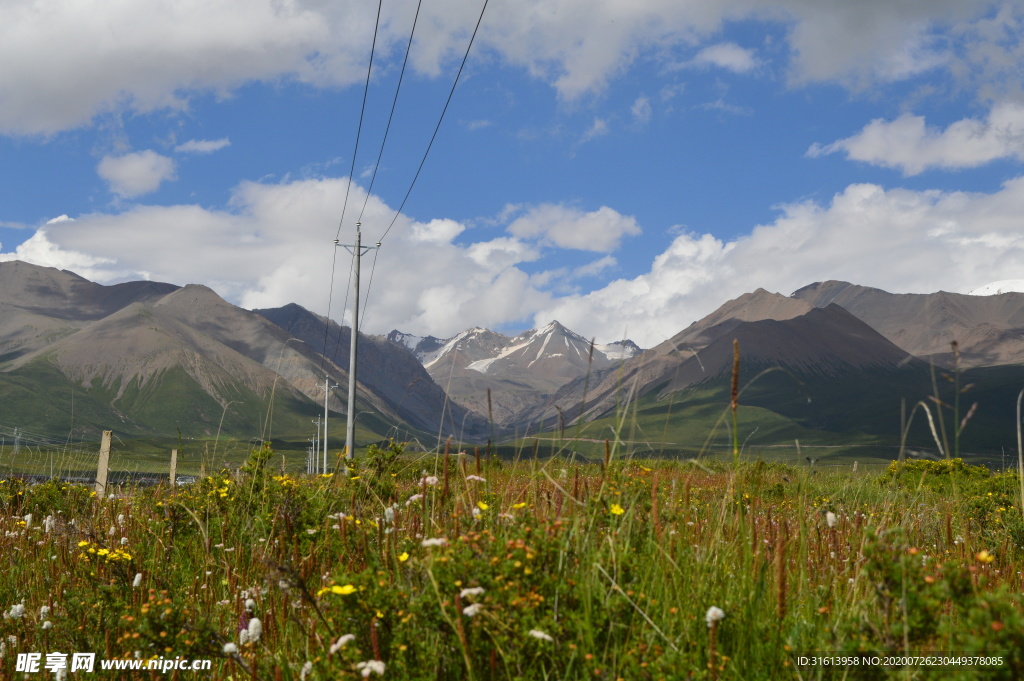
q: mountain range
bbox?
[3,259,1023,459]
[384,322,640,427]
[0,261,466,443]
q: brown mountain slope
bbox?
[254,304,486,438]
[519,290,917,429]
[0,262,413,438]
[0,261,179,363]
[792,281,1024,367]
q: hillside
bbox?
[0,262,409,441]
[792,280,1024,367]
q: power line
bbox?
[356,0,425,226]
[319,0,385,379]
[360,0,490,329]
[375,0,491,245]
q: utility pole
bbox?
[320,379,338,474]
[310,419,320,474]
[335,224,380,461]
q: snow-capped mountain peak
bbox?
[968,280,1024,296]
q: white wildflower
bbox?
[465,475,486,482]
[55,668,67,681]
[117,514,125,526]
[459,587,485,599]
[120,537,129,545]
[23,514,32,528]
[133,573,143,588]
[5,603,25,619]
[300,661,314,680]
[405,494,423,507]
[421,476,439,487]
[356,660,386,677]
[39,605,50,618]
[462,603,484,617]
[223,642,238,655]
[41,621,52,630]
[43,515,55,533]
[107,526,116,536]
[825,511,837,528]
[245,599,256,613]
[330,633,356,654]
[705,606,725,628]
[239,629,249,645]
[278,580,291,592]
[528,629,553,642]
[246,617,262,643]
[421,537,448,548]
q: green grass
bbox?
[506,362,1024,467]
[1,441,1022,680]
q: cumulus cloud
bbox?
[0,1,1012,134]
[690,42,759,73]
[809,102,1024,175]
[506,204,642,253]
[175,138,231,154]
[97,151,177,198]
[0,177,550,338]
[532,179,1024,346]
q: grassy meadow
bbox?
[1,438,1023,680]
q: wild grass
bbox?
[1,440,1023,680]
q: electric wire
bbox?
[318,0,384,380]
[356,0,425,226]
[361,0,490,327]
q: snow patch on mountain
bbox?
[969,280,1024,295]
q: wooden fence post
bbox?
[94,430,111,496]
[169,449,178,486]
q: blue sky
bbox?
[2,0,1024,347]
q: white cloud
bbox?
[175,138,231,154]
[532,179,1024,346]
[631,96,652,125]
[0,229,116,281]
[573,255,617,278]
[0,177,550,338]
[0,1,1012,134]
[809,102,1024,175]
[506,204,642,253]
[579,118,610,144]
[691,42,759,73]
[97,151,177,198]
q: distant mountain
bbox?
[523,289,920,428]
[255,304,486,438]
[791,281,1024,367]
[385,321,640,427]
[0,261,431,442]
[525,287,1024,458]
